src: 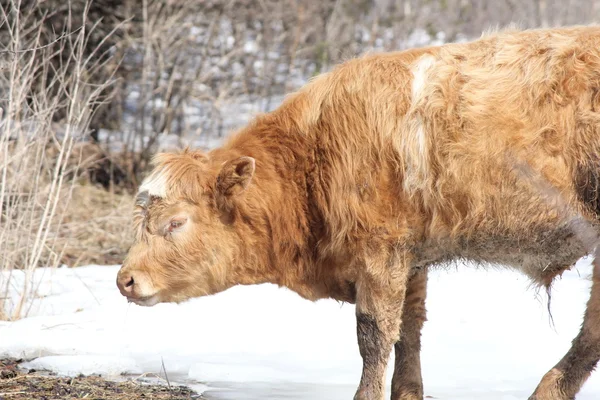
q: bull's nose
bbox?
[116,271,135,296]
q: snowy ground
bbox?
[2,259,600,399]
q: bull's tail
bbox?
[574,161,600,218]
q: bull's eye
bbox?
[170,220,182,230]
[164,217,187,236]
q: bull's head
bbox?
[116,150,256,306]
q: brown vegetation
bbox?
[57,183,134,267]
[0,359,200,400]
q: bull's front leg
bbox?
[354,257,410,400]
[391,270,428,400]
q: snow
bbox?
[22,355,141,377]
[2,259,600,399]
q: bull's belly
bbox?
[414,223,592,284]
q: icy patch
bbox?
[22,355,141,377]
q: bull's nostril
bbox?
[117,272,137,296]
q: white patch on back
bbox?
[400,55,437,195]
[411,56,435,160]
[139,167,168,198]
[411,55,435,102]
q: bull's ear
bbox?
[216,156,255,197]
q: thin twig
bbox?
[160,357,172,393]
[0,26,83,56]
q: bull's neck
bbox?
[223,109,318,292]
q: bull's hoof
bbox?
[529,368,573,400]
[391,385,423,400]
[353,387,384,400]
[392,393,423,400]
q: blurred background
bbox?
[1,0,600,319]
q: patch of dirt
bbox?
[0,359,203,400]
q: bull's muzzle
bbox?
[116,267,160,306]
[116,269,135,297]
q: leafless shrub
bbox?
[0,1,118,320]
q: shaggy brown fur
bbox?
[118,26,600,400]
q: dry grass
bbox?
[0,359,201,400]
[0,144,135,269]
[55,184,134,267]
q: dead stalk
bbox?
[0,1,116,320]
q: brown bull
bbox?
[117,26,600,399]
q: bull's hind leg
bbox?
[354,254,411,400]
[391,270,428,400]
[530,260,600,400]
